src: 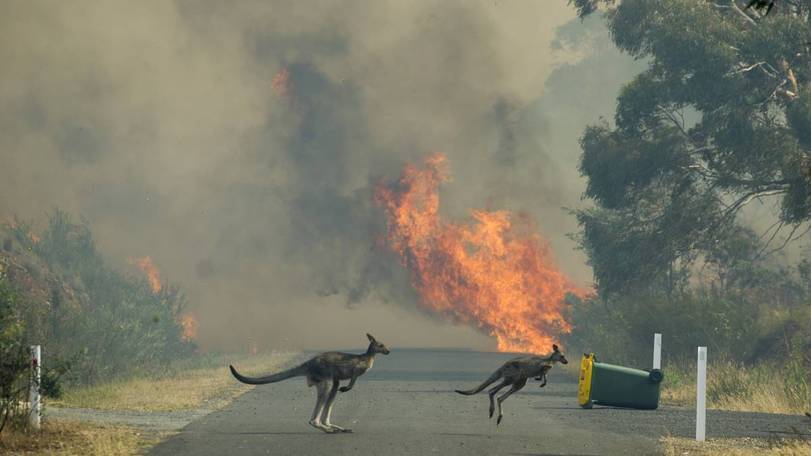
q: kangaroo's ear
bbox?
[552,344,559,352]
[367,333,376,343]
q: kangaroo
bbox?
[229,333,390,434]
[455,344,568,425]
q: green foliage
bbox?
[570,0,811,297]
[0,276,29,435]
[35,209,101,273]
[568,289,763,365]
[6,218,35,254]
[566,254,811,375]
[563,1,811,380]
[40,356,75,400]
[6,209,194,385]
[568,0,614,19]
[788,86,811,150]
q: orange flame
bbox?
[179,313,198,341]
[272,68,291,96]
[128,256,162,293]
[1,218,40,244]
[375,154,586,354]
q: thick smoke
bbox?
[0,1,637,351]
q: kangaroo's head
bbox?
[366,333,390,355]
[550,344,568,364]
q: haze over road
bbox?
[150,350,808,456]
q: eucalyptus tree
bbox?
[568,0,811,297]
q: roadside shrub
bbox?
[661,360,809,414]
[3,209,195,386]
[566,289,762,367]
[706,361,764,404]
[40,356,74,400]
[784,337,810,410]
[0,276,29,435]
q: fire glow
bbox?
[375,154,586,354]
[272,68,291,96]
[128,256,162,294]
[128,256,198,342]
[180,313,199,342]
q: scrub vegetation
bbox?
[0,210,194,437]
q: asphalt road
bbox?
[149,349,809,456]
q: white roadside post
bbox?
[653,333,662,370]
[696,346,707,442]
[30,345,41,430]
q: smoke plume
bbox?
[0,1,637,351]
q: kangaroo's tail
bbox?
[229,363,307,385]
[455,370,502,395]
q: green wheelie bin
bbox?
[577,353,663,409]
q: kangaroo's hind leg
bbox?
[496,378,527,425]
[321,379,352,433]
[487,379,510,419]
[309,380,334,433]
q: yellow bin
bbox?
[577,353,595,408]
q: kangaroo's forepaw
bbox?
[497,415,503,425]
[338,387,350,393]
[488,408,494,418]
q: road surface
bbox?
[150,349,808,456]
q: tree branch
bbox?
[755,220,785,259]
[712,1,758,26]
[759,223,811,257]
[721,187,787,218]
[727,61,773,77]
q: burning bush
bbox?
[1,209,194,385]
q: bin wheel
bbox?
[580,400,593,409]
[648,369,664,384]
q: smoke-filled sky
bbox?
[0,1,643,352]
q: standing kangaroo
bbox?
[455,344,568,425]
[229,333,390,433]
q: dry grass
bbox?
[661,361,810,415]
[53,351,300,412]
[0,419,157,455]
[661,436,811,456]
[0,353,300,454]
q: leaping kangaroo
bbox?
[455,344,568,425]
[229,333,390,433]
